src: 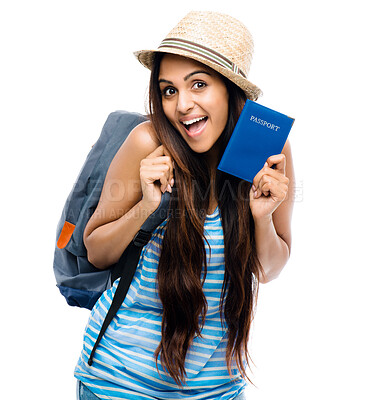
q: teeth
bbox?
[182,116,206,126]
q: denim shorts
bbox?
[77,381,100,400]
[77,381,246,400]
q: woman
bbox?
[75,11,294,400]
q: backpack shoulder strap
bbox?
[88,191,171,366]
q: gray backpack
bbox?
[53,110,170,311]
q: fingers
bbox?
[140,163,172,193]
[161,146,175,189]
[146,145,166,159]
[253,174,289,202]
[140,145,174,196]
[146,146,173,184]
[266,153,286,175]
[252,154,289,201]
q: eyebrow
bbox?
[184,70,211,81]
[158,70,211,85]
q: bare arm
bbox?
[83,121,173,269]
[250,140,295,283]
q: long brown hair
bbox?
[149,53,262,385]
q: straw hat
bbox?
[134,11,262,100]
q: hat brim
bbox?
[134,48,262,101]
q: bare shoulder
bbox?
[125,120,160,153]
[83,120,161,245]
[106,119,158,175]
[130,120,160,144]
[95,120,158,206]
[109,120,160,173]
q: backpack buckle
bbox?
[133,230,152,247]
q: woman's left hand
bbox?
[249,154,290,221]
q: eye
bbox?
[192,81,206,90]
[162,87,177,97]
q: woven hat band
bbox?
[158,37,247,79]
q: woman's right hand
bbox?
[139,145,174,212]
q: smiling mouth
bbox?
[180,116,208,136]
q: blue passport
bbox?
[218,99,294,183]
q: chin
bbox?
[186,142,212,154]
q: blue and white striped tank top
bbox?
[74,207,246,399]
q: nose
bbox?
[176,90,194,114]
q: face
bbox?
[158,54,229,156]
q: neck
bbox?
[203,143,220,171]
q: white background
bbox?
[1,0,370,398]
